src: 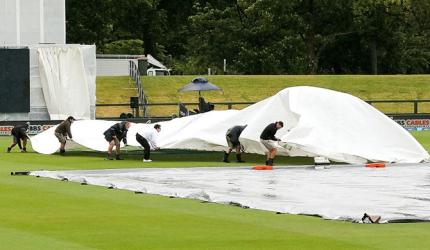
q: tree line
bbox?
[66,0,430,74]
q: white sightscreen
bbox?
[37,45,96,120]
[0,0,18,45]
[0,0,65,45]
[38,47,91,120]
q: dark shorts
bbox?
[104,133,114,142]
[104,132,120,145]
[226,135,239,148]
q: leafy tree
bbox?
[65,0,430,74]
[353,0,410,74]
[186,0,356,74]
[186,2,242,74]
[103,39,145,54]
[398,0,430,73]
[158,0,194,57]
[66,0,115,51]
[112,0,167,58]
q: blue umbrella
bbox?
[178,77,222,96]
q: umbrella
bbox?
[178,77,222,96]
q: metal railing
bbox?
[96,99,430,119]
[365,99,430,114]
[129,61,148,116]
[96,101,256,108]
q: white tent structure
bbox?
[0,0,96,121]
[31,86,429,164]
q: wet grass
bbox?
[1,132,429,249]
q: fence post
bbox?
[136,104,140,118]
[414,101,418,114]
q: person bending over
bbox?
[104,121,131,160]
[7,122,30,153]
[260,121,284,166]
[223,125,247,163]
[136,124,161,162]
[55,116,75,154]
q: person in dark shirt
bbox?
[223,125,247,163]
[260,121,284,166]
[104,121,131,160]
[7,122,30,153]
[55,116,75,155]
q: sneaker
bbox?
[60,149,65,155]
[7,147,11,153]
[106,155,113,160]
[143,159,152,162]
[116,155,124,160]
[21,147,27,153]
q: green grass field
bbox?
[96,76,137,118]
[97,75,430,117]
[1,131,429,249]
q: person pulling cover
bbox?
[260,121,284,166]
[136,124,161,162]
[104,121,131,160]
[7,122,30,153]
[223,125,247,163]
[55,116,75,154]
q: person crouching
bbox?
[223,125,247,163]
[136,124,161,162]
[260,121,284,166]
[104,121,131,160]
[55,116,75,155]
[7,122,30,153]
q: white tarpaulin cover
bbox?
[31,86,429,163]
[30,164,430,222]
[37,47,92,120]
